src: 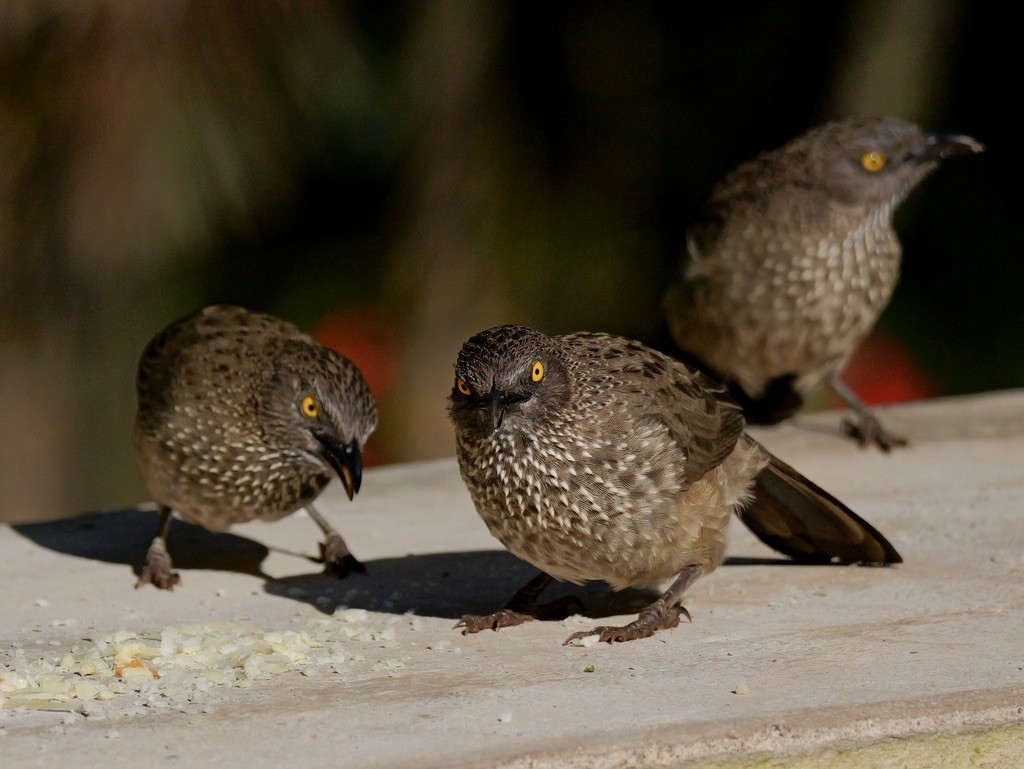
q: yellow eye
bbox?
[300,395,319,418]
[860,151,887,172]
[531,361,544,382]
[456,378,472,396]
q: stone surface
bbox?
[1,390,1022,768]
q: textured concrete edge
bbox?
[681,723,1024,769]
[460,685,1024,769]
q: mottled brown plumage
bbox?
[448,325,900,644]
[132,304,377,589]
[664,116,983,451]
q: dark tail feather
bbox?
[738,452,902,565]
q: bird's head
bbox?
[259,343,378,500]
[448,325,570,441]
[803,116,984,209]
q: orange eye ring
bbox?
[456,378,472,396]
[531,361,544,382]
[860,151,886,172]
[300,395,319,418]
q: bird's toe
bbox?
[135,565,181,591]
[455,609,536,634]
[841,414,908,453]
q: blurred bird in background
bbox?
[663,117,983,451]
[0,3,1015,524]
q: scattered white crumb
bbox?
[33,599,50,608]
[498,712,512,724]
[333,608,368,623]
[215,589,227,598]
[427,639,451,651]
[991,551,1022,568]
[732,681,750,696]
[370,659,406,673]
[0,609,417,719]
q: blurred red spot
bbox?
[836,332,940,407]
[314,305,398,467]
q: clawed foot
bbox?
[455,609,538,634]
[135,564,181,590]
[455,595,584,635]
[135,537,180,590]
[841,414,908,453]
[563,605,690,645]
[320,534,366,578]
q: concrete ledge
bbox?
[2,389,1023,767]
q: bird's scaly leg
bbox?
[135,506,181,590]
[829,374,908,453]
[307,503,365,577]
[563,565,703,645]
[456,571,583,634]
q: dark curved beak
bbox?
[913,132,985,162]
[314,433,362,501]
[489,389,529,432]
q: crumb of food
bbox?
[115,660,157,681]
[0,611,410,718]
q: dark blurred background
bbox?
[0,1,1017,524]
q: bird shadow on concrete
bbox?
[11,508,814,622]
[264,551,661,621]
[263,551,811,621]
[11,507,273,581]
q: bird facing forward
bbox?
[448,325,900,645]
[132,304,378,589]
[663,116,983,451]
